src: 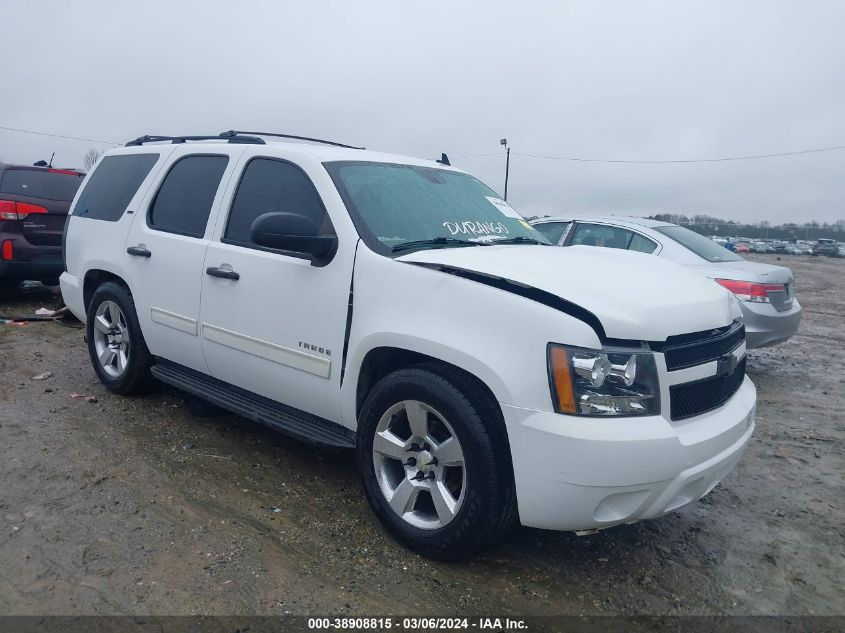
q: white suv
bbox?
[61,131,756,559]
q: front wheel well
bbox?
[355,347,510,451]
[83,270,129,312]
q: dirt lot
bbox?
[0,254,842,617]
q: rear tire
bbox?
[357,366,516,560]
[86,282,155,395]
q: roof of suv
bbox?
[117,134,458,170]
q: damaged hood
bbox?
[398,244,739,341]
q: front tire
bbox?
[86,282,154,395]
[357,366,516,560]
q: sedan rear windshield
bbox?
[0,168,84,201]
[324,161,549,254]
[655,225,743,262]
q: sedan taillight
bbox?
[716,278,786,303]
[0,200,49,221]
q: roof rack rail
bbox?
[125,133,265,147]
[219,130,364,150]
[125,131,364,149]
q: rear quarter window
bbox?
[0,169,84,201]
[73,154,159,221]
[629,233,657,254]
[533,221,571,244]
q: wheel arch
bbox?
[83,268,131,312]
[352,343,509,420]
[352,346,514,472]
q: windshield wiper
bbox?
[391,237,488,253]
[486,236,544,245]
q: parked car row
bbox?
[709,236,841,257]
[53,132,757,559]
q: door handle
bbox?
[206,266,240,281]
[126,245,151,257]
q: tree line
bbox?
[648,214,845,241]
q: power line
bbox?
[4,123,845,164]
[0,125,121,146]
[451,152,503,160]
[454,144,845,164]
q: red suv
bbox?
[0,162,85,289]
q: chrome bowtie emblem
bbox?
[717,352,738,376]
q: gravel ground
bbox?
[0,254,842,616]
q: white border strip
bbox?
[667,341,747,386]
[151,307,198,336]
[667,360,718,386]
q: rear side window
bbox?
[533,221,571,244]
[571,223,634,249]
[224,158,333,247]
[73,154,159,221]
[571,223,659,254]
[628,233,658,254]
[148,155,229,237]
[0,169,84,201]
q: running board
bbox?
[150,362,355,448]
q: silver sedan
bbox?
[530,215,801,348]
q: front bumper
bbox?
[502,377,756,531]
[741,299,802,348]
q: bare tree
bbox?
[83,148,102,171]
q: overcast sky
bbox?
[1,1,843,224]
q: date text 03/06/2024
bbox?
[307,617,528,630]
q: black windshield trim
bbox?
[391,238,489,253]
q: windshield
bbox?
[324,161,549,254]
[655,225,744,262]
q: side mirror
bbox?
[250,212,337,264]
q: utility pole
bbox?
[500,138,510,201]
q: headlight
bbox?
[547,344,660,416]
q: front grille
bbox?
[670,357,746,420]
[661,321,745,371]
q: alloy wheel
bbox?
[372,399,467,530]
[92,300,130,378]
